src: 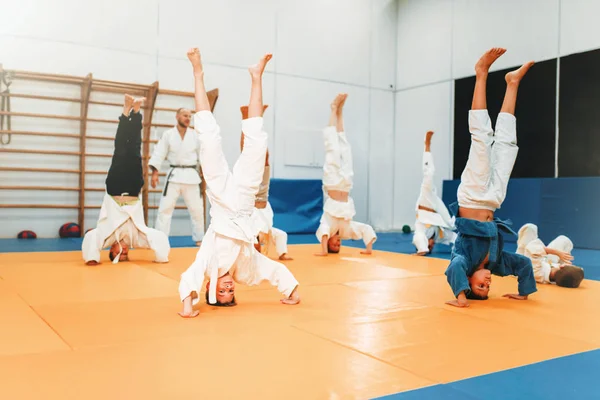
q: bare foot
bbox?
[330,93,346,111]
[178,296,200,318]
[360,250,372,255]
[132,97,146,113]
[425,130,434,145]
[279,254,293,261]
[337,93,348,113]
[475,47,506,76]
[86,260,100,266]
[505,61,535,84]
[123,94,134,116]
[412,252,427,257]
[195,241,202,247]
[187,48,203,75]
[249,53,273,79]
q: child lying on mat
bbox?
[444,48,537,308]
[517,223,584,288]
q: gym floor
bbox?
[0,233,599,399]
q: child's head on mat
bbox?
[108,241,129,262]
[205,275,237,307]
[327,234,341,253]
[554,266,584,288]
[467,268,492,300]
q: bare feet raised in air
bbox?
[187,47,203,75]
[505,61,535,85]
[337,93,348,113]
[178,295,200,318]
[475,47,506,76]
[330,93,346,111]
[133,97,146,113]
[123,94,134,116]
[248,53,272,79]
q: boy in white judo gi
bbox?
[314,93,377,256]
[178,49,300,318]
[149,108,205,245]
[413,130,457,256]
[444,48,537,307]
[82,96,171,265]
[517,223,584,288]
[239,105,293,261]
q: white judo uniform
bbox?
[315,126,377,246]
[82,194,170,264]
[149,126,205,242]
[178,111,298,305]
[517,223,574,284]
[413,151,456,253]
[457,110,518,211]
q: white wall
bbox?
[392,0,600,232]
[0,0,397,238]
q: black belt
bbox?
[163,165,199,196]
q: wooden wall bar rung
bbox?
[84,134,155,144]
[85,152,112,158]
[0,167,80,174]
[0,204,79,209]
[0,186,79,191]
[93,79,151,89]
[0,148,80,156]
[9,72,83,85]
[0,93,82,103]
[89,99,150,109]
[159,89,195,98]
[0,111,82,121]
[1,130,81,139]
[91,86,147,96]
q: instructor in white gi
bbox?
[149,108,205,245]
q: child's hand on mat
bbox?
[502,294,528,300]
[446,299,469,308]
[280,287,300,305]
[446,293,469,308]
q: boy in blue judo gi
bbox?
[445,48,537,308]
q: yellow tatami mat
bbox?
[0,245,598,399]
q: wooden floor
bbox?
[0,245,599,399]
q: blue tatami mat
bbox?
[377,349,600,400]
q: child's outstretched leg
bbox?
[490,61,535,206]
[233,54,272,213]
[457,48,506,217]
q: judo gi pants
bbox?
[106,112,144,197]
[457,110,519,211]
[156,182,205,242]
